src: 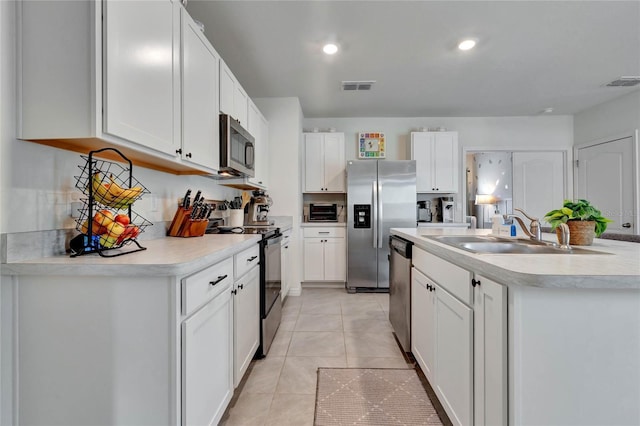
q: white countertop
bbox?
[392,228,640,289]
[1,234,261,277]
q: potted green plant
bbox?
[543,199,612,245]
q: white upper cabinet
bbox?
[411,131,459,193]
[181,9,220,171]
[219,60,248,127]
[304,132,346,192]
[247,102,269,188]
[103,0,181,156]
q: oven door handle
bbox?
[266,235,283,246]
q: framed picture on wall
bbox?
[358,132,386,159]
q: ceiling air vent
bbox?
[341,81,376,91]
[605,76,640,87]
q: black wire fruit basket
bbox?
[71,148,152,257]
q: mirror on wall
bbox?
[466,152,514,229]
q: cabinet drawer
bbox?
[413,247,472,306]
[183,257,234,316]
[303,227,345,238]
[234,244,260,279]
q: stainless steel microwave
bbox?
[219,114,255,178]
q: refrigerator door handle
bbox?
[372,180,378,248]
[378,180,384,248]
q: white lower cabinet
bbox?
[303,227,346,281]
[434,283,473,426]
[473,275,507,426]
[281,230,292,298]
[412,247,505,426]
[411,268,436,382]
[182,285,233,426]
[232,264,260,388]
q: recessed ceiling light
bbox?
[458,39,476,51]
[323,43,338,55]
[543,107,554,113]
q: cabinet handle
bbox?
[285,246,289,249]
[186,152,192,158]
[247,255,258,262]
[622,223,632,228]
[176,148,182,154]
[238,284,244,290]
[231,289,237,295]
[472,278,481,287]
[259,181,263,184]
[318,232,330,234]
[210,274,228,286]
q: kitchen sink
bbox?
[426,235,609,255]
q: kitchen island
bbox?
[391,227,640,426]
[1,234,262,426]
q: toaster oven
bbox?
[309,203,338,222]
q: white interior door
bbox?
[513,151,566,225]
[576,136,636,234]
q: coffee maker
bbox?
[438,197,455,222]
[245,190,273,225]
[417,201,432,222]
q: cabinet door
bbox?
[323,238,346,281]
[323,133,346,192]
[247,102,267,187]
[181,10,219,170]
[234,84,248,127]
[411,132,434,193]
[435,285,473,426]
[182,286,233,426]
[259,115,269,188]
[233,266,260,387]
[281,233,291,297]
[304,134,325,192]
[219,61,234,115]
[103,0,180,155]
[433,132,458,192]
[411,268,436,383]
[303,238,325,281]
[474,275,507,426]
[513,151,565,226]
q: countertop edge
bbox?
[1,235,261,277]
[391,228,640,290]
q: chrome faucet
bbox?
[503,208,542,241]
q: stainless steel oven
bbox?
[257,229,282,357]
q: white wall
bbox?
[254,97,304,296]
[304,116,574,220]
[574,91,640,145]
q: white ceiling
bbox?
[186,0,640,118]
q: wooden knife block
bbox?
[168,207,208,237]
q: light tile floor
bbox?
[220,288,413,426]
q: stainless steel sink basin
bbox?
[426,235,609,255]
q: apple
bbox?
[99,234,118,248]
[80,219,90,235]
[106,221,126,238]
[116,225,136,244]
[91,219,109,235]
[115,214,130,226]
[93,209,114,228]
[129,225,141,239]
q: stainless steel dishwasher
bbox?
[388,235,413,352]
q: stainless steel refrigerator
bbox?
[346,160,416,291]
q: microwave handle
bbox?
[245,142,255,168]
